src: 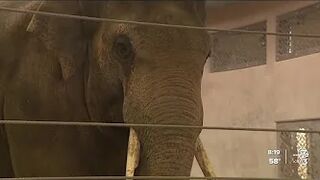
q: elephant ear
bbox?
[26,1,92,80]
[0,97,14,177]
[0,124,14,177]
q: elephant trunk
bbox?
[137,128,199,177]
[124,71,203,179]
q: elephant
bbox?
[0,0,211,179]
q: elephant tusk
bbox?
[126,128,140,178]
[195,138,216,177]
[26,1,44,32]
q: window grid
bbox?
[209,21,267,73]
[276,3,320,61]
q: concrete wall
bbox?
[191,1,320,178]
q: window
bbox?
[277,119,320,179]
[277,3,320,61]
[209,21,266,72]
[296,128,308,179]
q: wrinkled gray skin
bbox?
[0,1,210,178]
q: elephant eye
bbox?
[112,34,134,61]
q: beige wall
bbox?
[191,1,320,178]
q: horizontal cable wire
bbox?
[1,119,320,134]
[0,176,296,180]
[0,6,320,38]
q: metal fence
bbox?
[1,3,320,180]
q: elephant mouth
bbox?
[125,128,216,178]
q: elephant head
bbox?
[88,1,211,177]
[4,0,211,178]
